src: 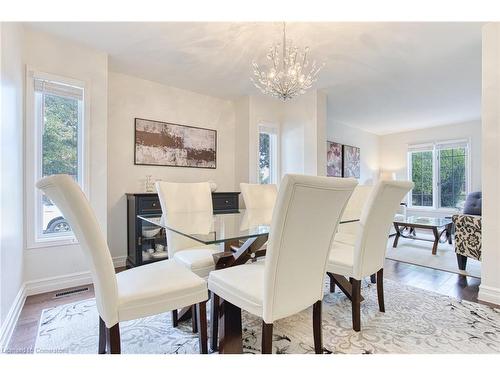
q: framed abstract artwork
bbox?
[343,144,360,178]
[326,141,343,177]
[134,118,217,169]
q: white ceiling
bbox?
[25,22,482,134]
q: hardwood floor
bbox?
[6,260,495,353]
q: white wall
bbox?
[327,121,380,184]
[22,28,109,284]
[107,71,236,259]
[281,91,328,177]
[0,23,24,328]
[379,119,482,189]
[479,23,500,305]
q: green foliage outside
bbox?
[411,148,466,208]
[42,94,79,178]
[259,132,270,184]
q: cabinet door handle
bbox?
[152,202,157,207]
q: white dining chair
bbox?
[326,180,414,331]
[209,174,357,353]
[240,182,278,210]
[155,181,220,329]
[37,175,209,354]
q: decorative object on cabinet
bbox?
[134,118,216,169]
[326,141,343,177]
[126,191,240,268]
[343,144,361,178]
[145,175,155,192]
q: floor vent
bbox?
[54,287,89,299]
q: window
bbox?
[26,70,86,246]
[410,150,433,207]
[258,125,279,184]
[408,141,469,210]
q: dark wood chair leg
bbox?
[98,316,106,354]
[351,279,361,332]
[261,321,273,354]
[456,254,468,270]
[329,273,335,292]
[107,323,121,354]
[172,309,178,327]
[370,274,376,283]
[210,291,219,352]
[312,301,323,354]
[376,269,385,312]
[196,301,208,354]
[191,304,198,333]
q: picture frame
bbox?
[326,141,343,177]
[134,118,217,169]
[342,144,360,178]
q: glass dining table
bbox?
[138,209,359,268]
[138,209,359,353]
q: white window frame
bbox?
[257,123,280,185]
[407,139,471,211]
[25,68,90,249]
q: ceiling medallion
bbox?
[251,22,324,101]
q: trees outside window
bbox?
[29,75,85,242]
[408,142,469,209]
[258,125,278,184]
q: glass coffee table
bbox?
[392,216,453,255]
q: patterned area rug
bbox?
[34,279,500,354]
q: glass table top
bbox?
[139,209,359,245]
[393,215,453,227]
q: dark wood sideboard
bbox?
[126,192,240,268]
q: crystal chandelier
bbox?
[251,22,324,101]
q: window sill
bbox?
[26,236,79,250]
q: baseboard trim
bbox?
[24,256,127,296]
[478,284,500,305]
[0,284,26,351]
[1,255,127,349]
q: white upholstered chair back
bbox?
[338,185,373,236]
[262,174,357,323]
[240,183,278,210]
[36,175,119,326]
[155,181,213,258]
[353,180,414,278]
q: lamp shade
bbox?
[379,170,396,181]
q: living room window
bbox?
[258,124,279,184]
[26,70,87,247]
[408,140,470,210]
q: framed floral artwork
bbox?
[326,141,343,177]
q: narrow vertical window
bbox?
[258,125,279,184]
[34,77,84,240]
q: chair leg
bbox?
[261,321,273,354]
[312,301,323,354]
[351,279,361,332]
[376,269,385,313]
[196,301,208,354]
[172,310,178,327]
[98,316,106,354]
[457,254,468,271]
[191,304,198,333]
[107,323,121,354]
[210,291,219,352]
[370,274,376,283]
[329,273,335,293]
